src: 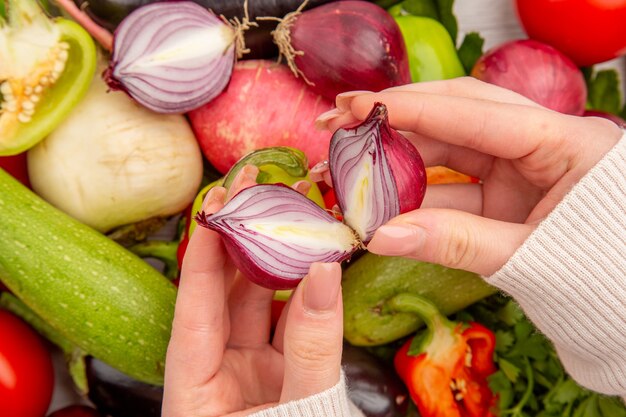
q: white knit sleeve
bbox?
[247,373,365,417]
[486,132,626,397]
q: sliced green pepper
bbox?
[391,14,465,82]
[0,0,96,155]
[188,147,325,237]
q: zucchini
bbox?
[0,169,176,385]
[343,253,497,346]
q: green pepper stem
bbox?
[388,293,454,331]
[222,147,308,189]
[128,240,179,280]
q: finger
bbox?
[348,91,571,160]
[280,262,343,402]
[367,208,534,276]
[271,291,294,354]
[378,77,543,107]
[226,165,260,201]
[421,184,483,215]
[291,180,311,196]
[227,272,275,348]
[165,187,229,389]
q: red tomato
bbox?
[515,0,626,66]
[0,310,55,417]
[0,153,30,188]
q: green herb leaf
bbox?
[495,329,515,353]
[457,32,484,73]
[489,370,515,410]
[597,395,626,417]
[497,300,524,326]
[498,357,521,383]
[401,0,439,19]
[587,69,623,115]
[396,0,458,42]
[573,395,602,417]
[434,0,457,42]
[546,378,584,405]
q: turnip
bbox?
[189,60,333,174]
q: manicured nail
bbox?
[202,187,226,211]
[367,224,424,256]
[315,108,345,130]
[303,262,341,313]
[292,180,311,196]
[336,90,372,111]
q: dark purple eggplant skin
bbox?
[86,357,163,417]
[342,343,410,417]
[73,0,341,58]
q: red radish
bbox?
[189,60,333,174]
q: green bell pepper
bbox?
[0,0,96,155]
[389,13,465,82]
[188,147,325,237]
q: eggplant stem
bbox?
[53,0,113,51]
[258,0,313,86]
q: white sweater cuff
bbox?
[486,132,626,396]
[247,373,363,417]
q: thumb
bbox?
[280,262,344,402]
[367,208,534,276]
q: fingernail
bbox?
[202,187,226,211]
[315,108,345,130]
[292,180,311,196]
[336,90,372,111]
[367,224,424,256]
[310,160,329,174]
[303,262,341,313]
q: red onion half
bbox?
[105,1,240,114]
[330,103,426,243]
[196,184,358,290]
[196,103,426,289]
[271,1,411,100]
[471,39,587,115]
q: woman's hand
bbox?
[319,77,623,276]
[162,167,344,417]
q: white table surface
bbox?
[48,0,626,413]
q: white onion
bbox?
[28,73,203,232]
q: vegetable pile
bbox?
[0,0,625,416]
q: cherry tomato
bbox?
[47,406,101,417]
[0,310,54,417]
[515,0,626,66]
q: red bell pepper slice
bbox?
[391,294,497,417]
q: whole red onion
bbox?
[471,39,587,115]
[273,1,411,99]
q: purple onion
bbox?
[196,184,358,290]
[104,1,236,114]
[329,103,426,243]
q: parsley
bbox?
[457,32,485,74]
[453,295,626,417]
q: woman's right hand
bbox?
[318,77,624,276]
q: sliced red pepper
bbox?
[391,294,497,417]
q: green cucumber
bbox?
[0,169,176,385]
[343,253,497,346]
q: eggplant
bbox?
[86,357,163,417]
[342,343,410,417]
[73,0,339,58]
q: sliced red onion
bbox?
[104,1,236,114]
[329,103,426,243]
[196,184,358,290]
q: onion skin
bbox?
[329,103,426,243]
[287,1,411,99]
[471,39,587,115]
[196,184,358,290]
[189,60,333,174]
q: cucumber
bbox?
[0,169,176,385]
[343,253,497,346]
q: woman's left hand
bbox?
[162,167,344,417]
